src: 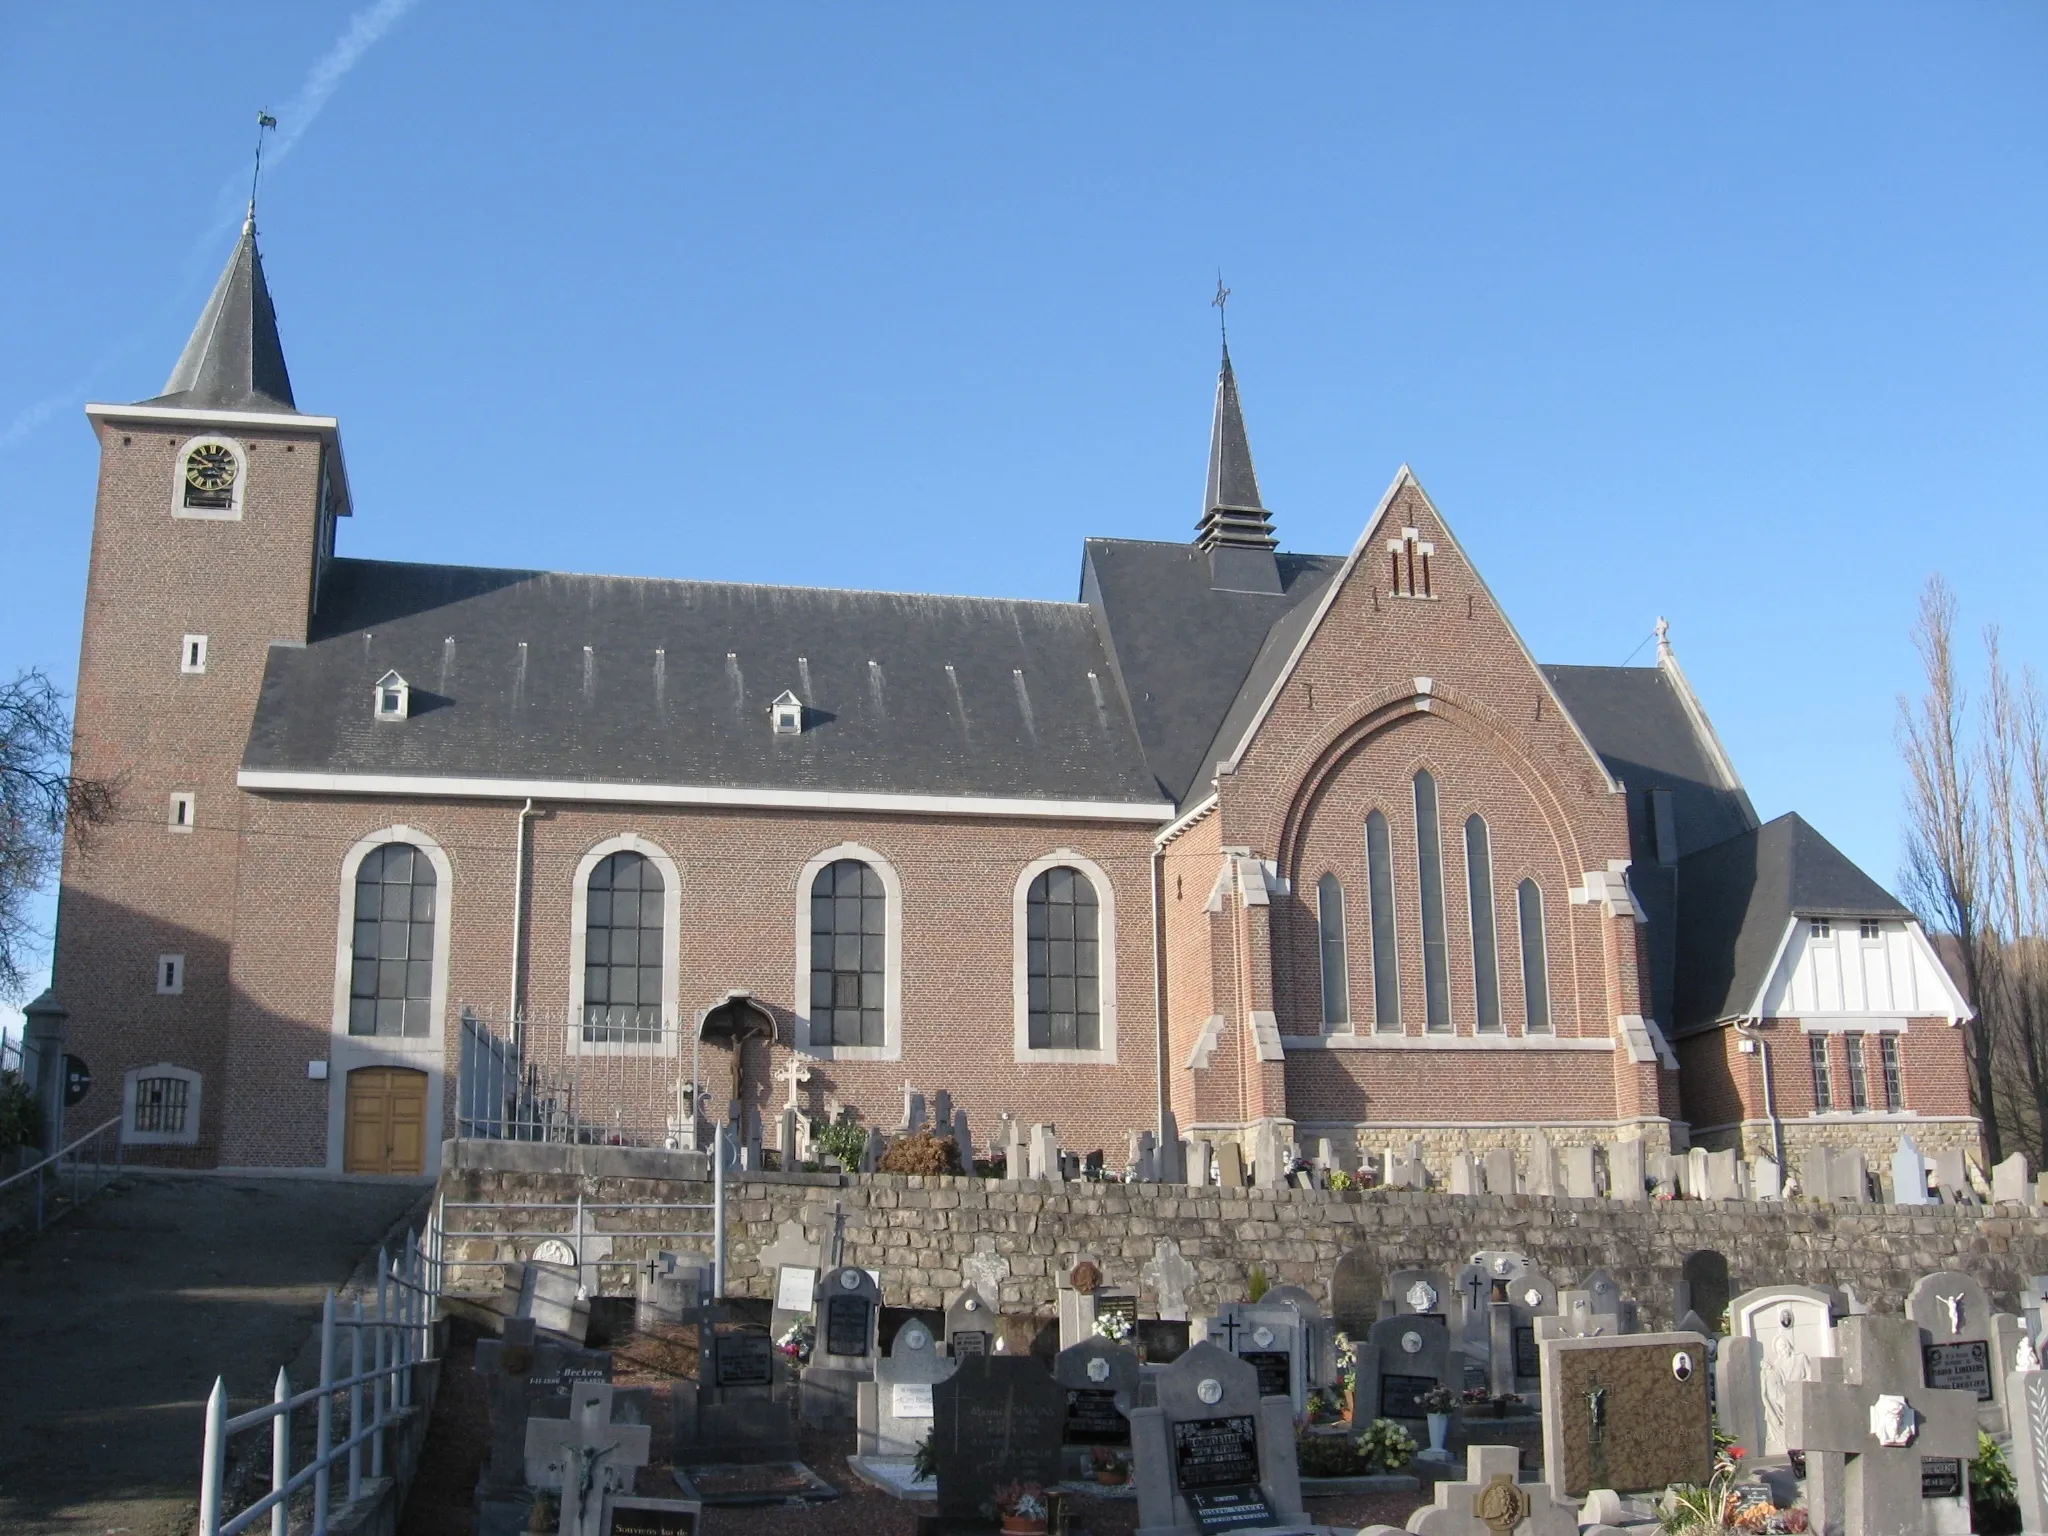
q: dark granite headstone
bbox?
[1924,1340,1994,1402]
[825,1294,873,1358]
[1513,1326,1539,1381]
[1188,1485,1278,1533]
[1137,1319,1190,1363]
[712,1331,774,1389]
[1380,1373,1437,1420]
[1242,1352,1290,1400]
[931,1355,1066,1524]
[1172,1414,1260,1489]
[1678,1250,1732,1331]
[1331,1248,1384,1337]
[1922,1457,1965,1498]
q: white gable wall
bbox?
[1756,918,1966,1023]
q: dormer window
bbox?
[374,670,410,721]
[770,690,804,735]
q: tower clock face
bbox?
[184,442,238,493]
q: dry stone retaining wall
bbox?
[436,1159,2048,1325]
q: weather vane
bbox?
[1212,272,1231,349]
[248,109,279,226]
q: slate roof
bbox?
[146,224,297,414]
[1080,540,1345,804]
[1671,812,1912,1032]
[243,560,1164,805]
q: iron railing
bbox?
[455,1005,707,1149]
[197,1227,443,1536]
[0,1114,123,1238]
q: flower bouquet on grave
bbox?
[1419,1386,1457,1415]
[1090,1446,1131,1485]
[1355,1417,1416,1474]
[776,1317,814,1366]
[996,1480,1051,1534]
[1092,1310,1134,1342]
[912,1430,938,1485]
[1334,1332,1359,1420]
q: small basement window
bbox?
[168,792,196,832]
[769,689,803,735]
[181,635,208,674]
[373,670,410,721]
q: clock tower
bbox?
[50,217,352,1162]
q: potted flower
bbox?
[996,1480,1050,1534]
[1419,1385,1457,1459]
[1090,1447,1130,1485]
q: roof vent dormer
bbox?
[769,690,804,735]
[374,670,410,722]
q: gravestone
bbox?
[1610,1136,1647,1201]
[524,1381,653,1536]
[2007,1347,2048,1536]
[962,1238,1010,1309]
[1677,1251,1732,1333]
[1263,1283,1338,1391]
[1054,1337,1141,1478]
[1142,1238,1198,1323]
[1705,1148,1743,1201]
[1186,1139,1213,1188]
[1995,1152,2032,1206]
[902,1085,926,1133]
[1456,1254,1554,1391]
[1388,1268,1453,1321]
[1580,1269,1637,1334]
[800,1265,880,1430]
[1096,1288,1141,1349]
[637,1252,708,1330]
[932,1089,952,1136]
[861,1127,884,1173]
[1159,1110,1186,1183]
[1058,1263,1101,1351]
[1752,1157,1783,1201]
[1906,1270,2006,1433]
[1526,1133,1559,1197]
[1483,1147,1517,1195]
[944,1285,996,1359]
[1787,1315,1978,1536]
[1724,1285,1837,1456]
[673,1323,798,1466]
[1832,1149,1870,1202]
[1561,1143,1599,1199]
[1404,1445,1576,1536]
[1932,1146,1969,1203]
[1357,1312,1454,1421]
[1216,1141,1246,1188]
[1127,1340,1306,1536]
[1538,1330,1712,1499]
[929,1354,1066,1529]
[607,1496,701,1535]
[859,1317,956,1458]
[511,1259,591,1343]
[476,1317,544,1495]
[1448,1151,1480,1195]
[1002,1116,1026,1178]
[1892,1137,1932,1206]
[770,1263,818,1347]
[1332,1248,1386,1338]
[1204,1301,1305,1412]
[1028,1123,1062,1181]
[952,1108,972,1163]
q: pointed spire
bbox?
[1195,347,1275,553]
[144,218,298,413]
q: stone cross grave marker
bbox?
[1721,1284,1837,1457]
[1055,1337,1141,1479]
[945,1283,997,1358]
[524,1381,653,1536]
[1787,1315,1978,1536]
[1127,1340,1306,1536]
[1905,1269,2008,1433]
[2005,1345,2048,1536]
[929,1354,1067,1528]
[635,1251,708,1331]
[962,1237,1011,1312]
[1142,1237,1198,1324]
[1405,1444,1576,1536]
[859,1317,956,1458]
[1538,1329,1712,1499]
[1332,1247,1386,1338]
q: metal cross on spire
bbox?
[1212,273,1231,350]
[248,109,279,229]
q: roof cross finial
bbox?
[1655,616,1672,661]
[1212,272,1231,352]
[247,109,279,231]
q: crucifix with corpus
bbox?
[523,1381,653,1536]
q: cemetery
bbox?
[185,1117,2048,1536]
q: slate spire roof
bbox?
[1194,347,1275,552]
[145,217,298,414]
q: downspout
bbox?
[509,798,536,1049]
[1152,844,1169,1142]
[1733,1017,1784,1172]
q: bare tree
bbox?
[1899,577,2003,1164]
[0,670,116,1000]
[1980,632,2045,1159]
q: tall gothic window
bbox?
[1365,810,1400,1030]
[1413,771,1451,1032]
[1465,815,1501,1033]
[1316,873,1350,1030]
[348,843,436,1037]
[1517,879,1551,1033]
[582,851,666,1045]
[1027,866,1101,1050]
[811,859,886,1048]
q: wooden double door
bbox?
[344,1066,428,1175]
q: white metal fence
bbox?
[196,1227,442,1536]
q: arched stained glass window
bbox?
[1317,873,1350,1030]
[1365,810,1400,1031]
[811,859,886,1048]
[583,850,666,1045]
[1413,771,1451,1033]
[349,843,436,1038]
[1465,815,1501,1033]
[1517,879,1551,1033]
[1028,866,1101,1050]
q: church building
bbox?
[44,222,1978,1182]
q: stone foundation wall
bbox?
[1687,1116,1980,1174]
[435,1150,2048,1326]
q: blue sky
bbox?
[2,4,2045,1028]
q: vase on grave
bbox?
[1426,1411,1450,1458]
